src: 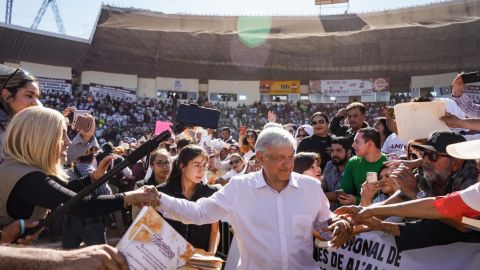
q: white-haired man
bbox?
[157,127,352,270]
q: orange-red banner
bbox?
[259,80,300,94]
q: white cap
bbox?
[446,139,480,160]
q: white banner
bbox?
[89,83,137,102]
[310,78,389,96]
[37,77,72,95]
[317,232,480,270]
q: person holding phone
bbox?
[450,73,480,118]
[0,65,41,159]
[67,111,99,164]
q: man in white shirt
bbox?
[157,127,352,270]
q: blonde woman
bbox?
[0,106,159,228]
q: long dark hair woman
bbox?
[0,65,41,159]
[157,144,220,255]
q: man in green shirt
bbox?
[340,127,387,205]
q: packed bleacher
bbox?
[1,64,480,270]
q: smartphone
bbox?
[335,189,346,197]
[73,114,92,132]
[175,104,220,129]
[461,71,480,84]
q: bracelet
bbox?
[19,219,25,235]
[121,193,128,208]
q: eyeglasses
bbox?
[154,160,170,167]
[1,68,21,90]
[229,159,242,165]
[418,150,449,162]
[311,119,326,125]
[246,134,255,138]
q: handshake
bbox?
[123,185,161,208]
[334,206,387,235]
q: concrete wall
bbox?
[81,71,137,89]
[411,72,457,88]
[137,78,157,98]
[156,77,199,92]
[208,80,259,105]
[20,61,71,80]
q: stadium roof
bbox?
[1,0,480,89]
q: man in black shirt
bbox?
[330,102,369,150]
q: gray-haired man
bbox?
[157,127,352,270]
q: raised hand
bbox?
[92,155,115,181]
[267,111,277,123]
[452,74,465,97]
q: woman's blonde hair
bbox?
[3,106,68,180]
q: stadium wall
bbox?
[208,80,260,105]
[156,77,199,92]
[137,78,156,98]
[81,71,137,89]
[411,72,457,89]
[20,61,71,80]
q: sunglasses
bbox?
[418,149,449,162]
[246,134,255,138]
[1,68,21,90]
[296,133,308,138]
[230,159,242,165]
[311,119,326,125]
[154,160,170,167]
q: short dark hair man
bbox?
[220,127,237,144]
[340,127,387,205]
[322,136,353,210]
[330,102,369,148]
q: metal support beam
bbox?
[5,0,13,24]
[31,0,65,34]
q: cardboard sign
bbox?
[116,207,194,270]
[394,101,448,142]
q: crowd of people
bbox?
[39,90,392,146]
[0,63,480,269]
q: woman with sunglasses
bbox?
[0,65,41,159]
[136,149,172,188]
[157,145,220,255]
[294,124,313,143]
[217,153,248,185]
[297,112,332,170]
[239,128,258,161]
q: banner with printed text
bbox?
[309,78,389,96]
[465,85,480,103]
[37,77,72,95]
[259,80,300,94]
[317,232,480,270]
[89,83,137,102]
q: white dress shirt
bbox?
[157,170,333,270]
